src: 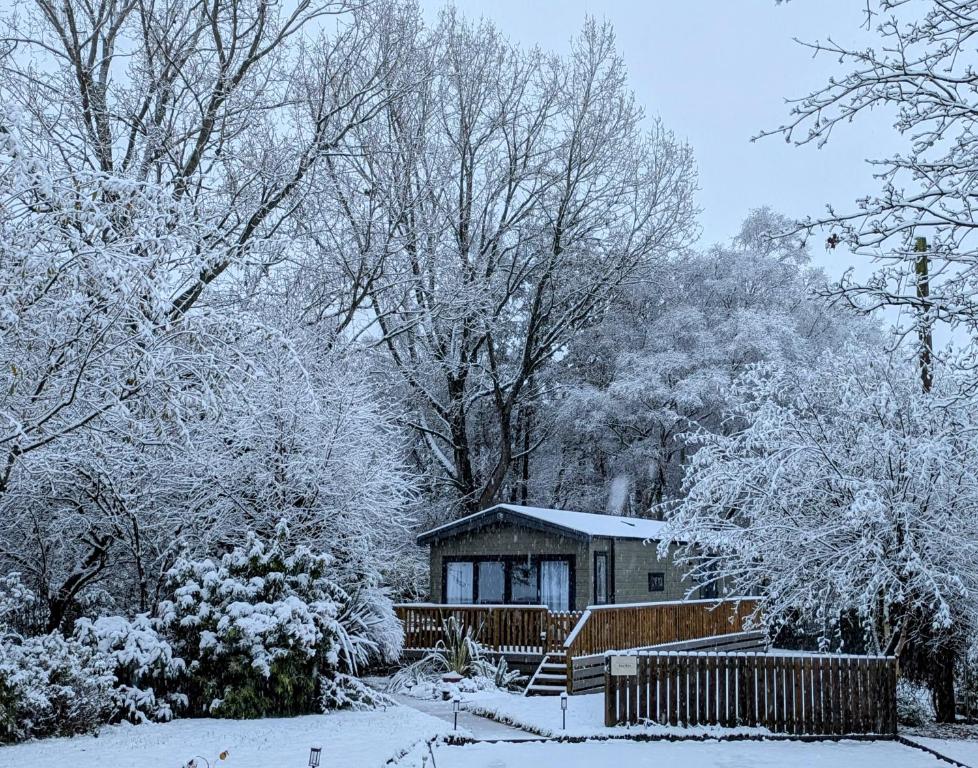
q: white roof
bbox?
[417,503,668,543]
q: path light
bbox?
[308,747,322,768]
[453,695,461,730]
[560,691,568,730]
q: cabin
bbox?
[416,503,715,612]
[396,504,760,696]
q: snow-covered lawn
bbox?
[430,738,952,768]
[0,706,460,768]
[461,690,767,739]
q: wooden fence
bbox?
[604,650,897,735]
[565,598,759,659]
[571,631,767,695]
[395,604,582,653]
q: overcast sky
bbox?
[419,0,901,281]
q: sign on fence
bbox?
[610,655,638,676]
[604,651,897,736]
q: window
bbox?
[540,560,570,611]
[510,561,538,604]
[477,561,505,604]
[445,561,474,603]
[647,572,665,592]
[594,552,609,604]
[441,555,575,607]
[699,580,719,600]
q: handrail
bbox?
[581,595,758,611]
[563,598,760,656]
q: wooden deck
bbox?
[395,603,583,654]
[394,597,761,694]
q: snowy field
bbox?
[0,700,972,768]
[430,739,956,768]
[0,706,459,768]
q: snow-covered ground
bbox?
[906,736,978,767]
[429,739,952,768]
[0,698,969,768]
[461,690,768,739]
[0,706,461,768]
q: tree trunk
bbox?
[915,236,933,393]
[931,648,957,723]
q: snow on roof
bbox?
[417,503,669,544]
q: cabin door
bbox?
[540,560,570,612]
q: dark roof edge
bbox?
[416,505,592,546]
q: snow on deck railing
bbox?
[580,595,758,611]
[394,602,550,610]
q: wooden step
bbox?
[526,683,565,696]
[524,651,569,697]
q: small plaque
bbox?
[610,655,638,676]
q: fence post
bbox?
[604,657,616,726]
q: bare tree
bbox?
[0,0,403,318]
[761,0,978,368]
[326,14,697,514]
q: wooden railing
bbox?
[604,650,897,735]
[563,598,759,659]
[396,603,582,653]
[395,598,757,661]
[546,610,584,652]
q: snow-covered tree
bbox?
[663,351,978,720]
[306,13,697,515]
[0,0,407,319]
[532,209,875,513]
[765,0,978,367]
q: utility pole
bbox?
[914,236,933,393]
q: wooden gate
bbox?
[604,650,897,735]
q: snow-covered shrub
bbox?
[318,673,392,712]
[0,632,114,742]
[74,614,186,723]
[158,522,398,718]
[471,656,523,691]
[897,678,935,726]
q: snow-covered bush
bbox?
[74,614,186,723]
[471,656,523,691]
[897,679,935,726]
[158,522,399,718]
[0,632,114,742]
[318,673,392,712]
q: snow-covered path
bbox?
[390,693,540,742]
